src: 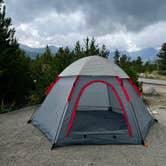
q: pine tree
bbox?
[55,47,74,74]
[89,37,99,55]
[42,45,52,63]
[99,44,109,58]
[157,43,166,73]
[135,56,143,72]
[114,49,120,65]
[119,54,128,68]
[82,37,109,58]
[84,37,90,56]
[0,1,33,108]
[136,56,143,66]
[74,41,82,57]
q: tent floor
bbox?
[71,110,127,134]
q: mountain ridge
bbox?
[20,44,58,59]
[20,44,158,62]
[109,47,158,62]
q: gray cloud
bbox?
[6,0,166,32]
[5,0,166,50]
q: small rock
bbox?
[159,106,166,110]
[148,74,155,78]
[144,87,159,96]
[140,73,145,77]
[152,110,159,115]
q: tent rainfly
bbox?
[28,55,156,149]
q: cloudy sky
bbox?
[6,0,166,51]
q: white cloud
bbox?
[130,21,166,49]
[15,10,88,47]
[96,22,166,51]
[15,11,166,51]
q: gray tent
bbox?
[28,56,155,149]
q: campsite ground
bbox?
[0,84,166,166]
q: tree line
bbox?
[0,0,166,112]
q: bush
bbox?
[121,65,142,92]
[158,70,166,75]
[0,101,13,114]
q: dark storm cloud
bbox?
[6,0,166,33]
[5,0,166,50]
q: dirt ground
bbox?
[0,84,166,166]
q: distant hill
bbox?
[109,48,158,62]
[20,44,158,62]
[20,44,58,59]
[129,48,158,62]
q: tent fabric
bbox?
[59,56,129,78]
[32,77,76,143]
[45,76,61,96]
[29,56,155,148]
[116,76,131,102]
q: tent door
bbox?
[67,81,131,138]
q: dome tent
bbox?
[28,56,155,149]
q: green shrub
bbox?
[122,66,142,92]
[158,70,166,75]
[0,101,13,114]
